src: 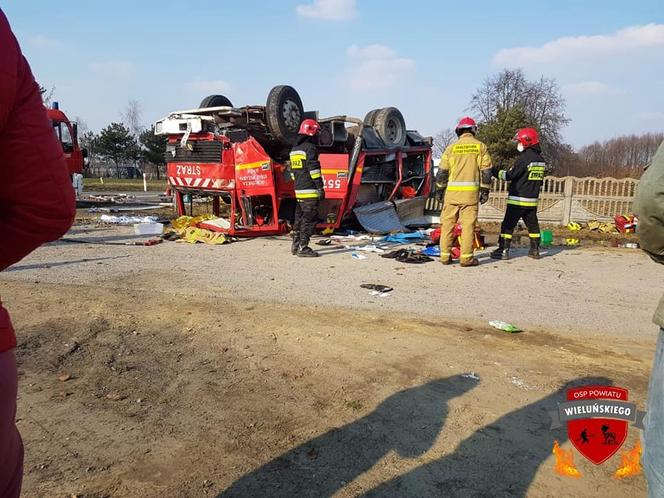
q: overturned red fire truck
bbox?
[155,85,434,236]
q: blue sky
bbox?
[4,0,663,148]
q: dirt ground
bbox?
[2,217,660,497]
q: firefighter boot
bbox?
[528,238,541,259]
[490,237,511,260]
[297,246,319,257]
[291,232,300,255]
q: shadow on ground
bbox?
[217,375,478,497]
[7,255,129,271]
[218,376,611,498]
[361,376,612,498]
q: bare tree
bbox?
[120,100,144,177]
[74,116,89,136]
[572,133,664,178]
[121,99,143,138]
[469,69,570,170]
[432,128,456,158]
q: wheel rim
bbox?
[386,118,401,143]
[282,100,301,131]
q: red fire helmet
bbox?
[298,119,321,136]
[455,116,477,134]
[513,128,540,147]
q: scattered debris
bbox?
[489,320,522,333]
[614,214,638,234]
[511,376,528,389]
[90,205,164,213]
[461,372,480,381]
[360,284,393,293]
[381,248,433,263]
[125,238,163,247]
[105,392,125,401]
[567,222,582,231]
[133,223,164,236]
[420,246,440,257]
[381,231,427,244]
[199,217,231,231]
[587,220,619,234]
[100,215,158,225]
[168,216,232,245]
[351,253,368,260]
[369,290,392,298]
[331,234,373,242]
[58,372,71,382]
[349,244,385,253]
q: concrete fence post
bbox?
[562,177,574,225]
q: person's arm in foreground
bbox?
[0,9,75,271]
[633,140,664,498]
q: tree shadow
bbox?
[361,376,613,498]
[217,375,478,497]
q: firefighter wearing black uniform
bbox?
[290,119,325,257]
[491,128,546,260]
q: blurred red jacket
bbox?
[0,9,76,352]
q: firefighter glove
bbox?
[479,188,490,204]
[435,168,449,188]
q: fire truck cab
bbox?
[155,86,433,236]
[47,102,86,176]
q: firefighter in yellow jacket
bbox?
[436,117,493,267]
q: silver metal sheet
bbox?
[394,197,426,225]
[353,201,406,234]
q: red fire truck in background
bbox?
[155,85,433,236]
[47,102,86,176]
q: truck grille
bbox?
[165,140,222,163]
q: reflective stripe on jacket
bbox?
[500,147,546,208]
[440,133,492,205]
[290,138,324,200]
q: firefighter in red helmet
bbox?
[491,127,546,260]
[289,118,325,257]
[435,116,493,266]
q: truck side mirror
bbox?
[63,143,74,153]
[72,123,78,142]
[81,148,89,159]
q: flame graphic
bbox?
[552,440,582,478]
[614,440,642,479]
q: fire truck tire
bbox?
[266,85,304,145]
[199,95,233,108]
[363,108,381,125]
[373,107,407,146]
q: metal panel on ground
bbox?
[353,201,406,234]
